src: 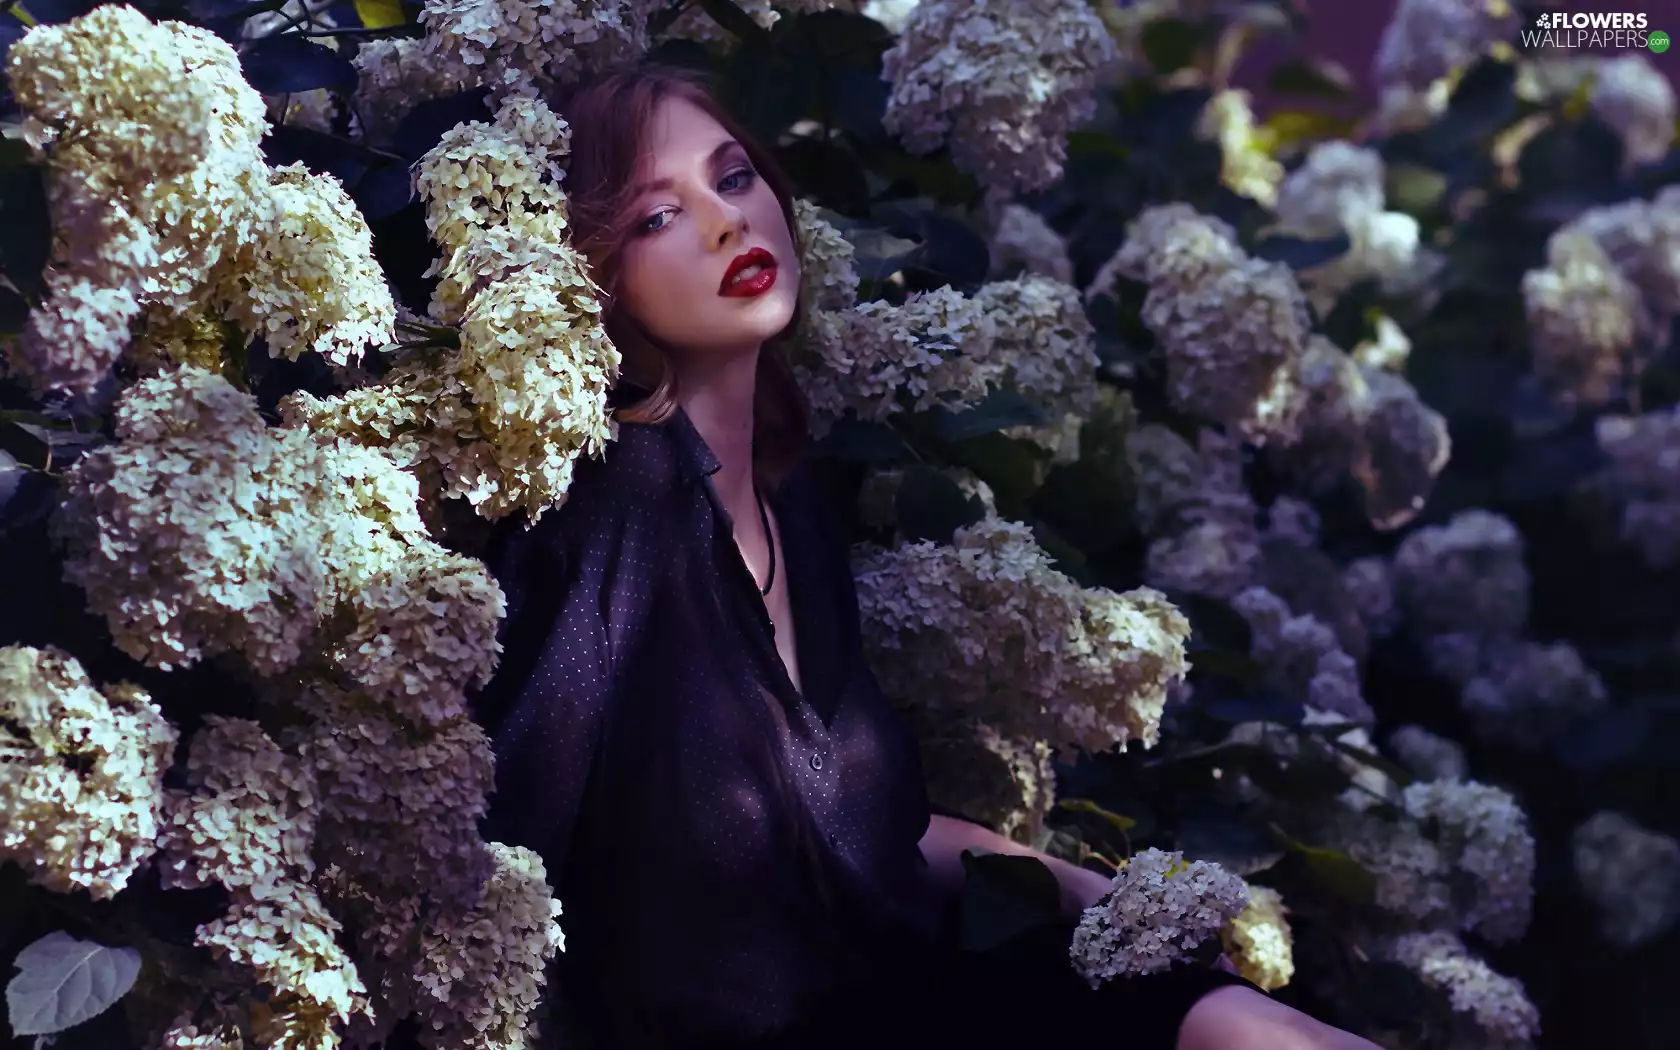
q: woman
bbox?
[473,63,1380,1050]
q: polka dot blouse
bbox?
[472,403,943,1047]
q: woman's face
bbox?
[615,96,800,366]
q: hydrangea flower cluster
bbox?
[1571,810,1680,949]
[795,275,1098,450]
[1127,424,1262,599]
[0,645,177,899]
[984,200,1074,284]
[418,0,660,98]
[1522,227,1652,408]
[1399,779,1535,943]
[4,5,395,396]
[409,843,568,1049]
[1220,883,1295,992]
[1373,0,1516,98]
[880,0,1118,193]
[1587,55,1678,169]
[852,518,1193,754]
[904,710,1056,844]
[1566,187,1680,334]
[292,92,619,524]
[349,38,475,148]
[1388,931,1541,1048]
[1272,141,1433,314]
[1591,405,1680,568]
[1231,586,1372,725]
[1281,333,1451,531]
[793,199,861,313]
[1093,204,1310,444]
[1388,724,1468,781]
[1069,848,1250,985]
[659,0,840,46]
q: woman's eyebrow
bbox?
[632,139,743,196]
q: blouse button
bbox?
[809,754,823,771]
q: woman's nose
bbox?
[704,196,748,247]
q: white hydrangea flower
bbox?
[418,0,660,98]
[910,715,1056,844]
[795,287,998,432]
[1589,54,1676,169]
[410,843,566,1050]
[414,91,572,262]
[1522,228,1652,408]
[1231,587,1373,724]
[853,518,1192,754]
[1459,639,1608,749]
[281,254,619,525]
[1353,313,1414,373]
[1220,884,1294,991]
[1274,141,1386,238]
[195,879,369,1030]
[1392,510,1530,641]
[49,367,346,675]
[4,4,271,395]
[793,198,860,312]
[1388,931,1541,1048]
[217,163,398,368]
[1388,724,1467,781]
[1341,556,1399,638]
[157,716,320,899]
[985,200,1074,283]
[1196,90,1282,206]
[881,0,1118,193]
[862,0,919,34]
[0,645,177,899]
[659,0,840,45]
[1069,848,1249,985]
[350,37,475,148]
[1374,0,1515,95]
[290,681,498,914]
[1127,425,1262,599]
[1401,779,1535,943]
[1569,187,1680,325]
[974,275,1101,460]
[1571,810,1680,949]
[1592,406,1680,568]
[1096,204,1310,444]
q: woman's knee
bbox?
[1176,985,1380,1050]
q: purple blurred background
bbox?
[1234,0,1680,115]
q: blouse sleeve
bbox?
[471,510,613,880]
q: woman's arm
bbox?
[918,813,1113,919]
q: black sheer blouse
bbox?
[472,401,944,1047]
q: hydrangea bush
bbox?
[0,0,1677,1048]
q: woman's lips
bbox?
[720,263,777,298]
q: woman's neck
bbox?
[675,349,759,510]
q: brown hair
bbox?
[549,64,811,488]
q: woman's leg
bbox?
[1177,985,1384,1050]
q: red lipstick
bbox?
[720,246,777,298]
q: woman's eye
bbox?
[640,211,671,234]
[720,167,756,192]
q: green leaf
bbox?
[1055,798,1137,833]
[812,417,908,462]
[1264,56,1355,100]
[352,0,405,28]
[842,226,921,282]
[1270,826,1377,906]
[895,463,986,544]
[6,931,142,1036]
[944,431,1045,516]
[1177,809,1286,876]
[1251,232,1351,270]
[957,851,1065,952]
[925,389,1046,442]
